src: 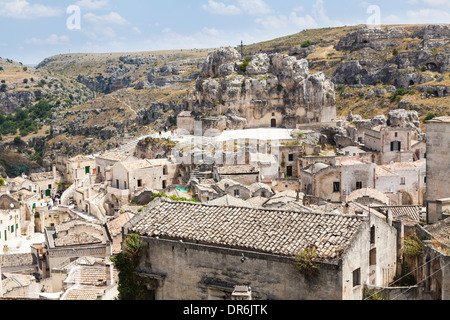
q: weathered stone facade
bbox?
[425,117,450,223]
[182,47,336,133]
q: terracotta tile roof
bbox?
[248,182,273,193]
[206,195,252,208]
[63,287,104,300]
[64,266,110,286]
[29,171,61,181]
[217,165,259,175]
[54,232,103,247]
[106,212,134,237]
[126,198,366,262]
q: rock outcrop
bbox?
[333,25,450,87]
[185,47,336,132]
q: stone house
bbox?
[6,175,34,194]
[249,152,278,182]
[29,167,63,199]
[213,178,252,200]
[363,126,418,164]
[50,256,118,300]
[192,183,221,203]
[301,158,376,203]
[383,160,427,205]
[94,152,132,183]
[43,219,112,272]
[0,194,21,243]
[248,182,274,198]
[278,144,302,178]
[123,197,399,300]
[425,116,450,224]
[59,155,96,185]
[212,164,260,185]
[109,158,178,197]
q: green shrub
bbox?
[424,113,436,121]
[404,235,423,257]
[301,40,312,48]
[294,247,320,277]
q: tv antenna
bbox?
[238,40,244,57]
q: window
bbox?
[333,182,340,193]
[116,180,119,188]
[395,132,398,138]
[370,226,376,244]
[370,248,377,266]
[48,184,52,190]
[137,179,143,187]
[391,141,401,152]
[124,181,127,189]
[286,166,293,177]
[356,182,363,190]
[261,191,266,198]
[234,190,240,197]
[353,268,361,287]
[400,177,406,185]
[288,154,294,162]
[424,176,427,183]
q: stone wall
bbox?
[0,253,36,270]
[426,119,450,223]
[136,237,343,300]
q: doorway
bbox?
[271,119,277,128]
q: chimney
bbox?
[231,285,252,300]
[106,262,114,286]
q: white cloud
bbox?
[83,11,129,26]
[383,14,402,24]
[312,0,341,27]
[82,12,130,41]
[422,0,450,7]
[406,8,450,22]
[201,0,242,15]
[132,27,142,35]
[26,34,69,45]
[75,0,110,10]
[202,0,272,16]
[255,12,317,31]
[202,27,221,36]
[0,0,61,19]
[237,0,272,15]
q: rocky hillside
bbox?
[244,24,450,124]
[1,24,449,176]
[40,49,210,162]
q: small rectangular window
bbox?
[401,177,406,185]
[356,182,362,190]
[353,268,361,287]
[288,154,294,162]
[234,190,240,197]
[333,182,340,193]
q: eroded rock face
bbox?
[387,109,420,128]
[200,47,242,78]
[186,47,336,131]
[333,25,450,87]
[336,27,408,52]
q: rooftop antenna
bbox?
[238,40,244,57]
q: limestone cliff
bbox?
[185,47,336,132]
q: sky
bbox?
[0,0,448,65]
